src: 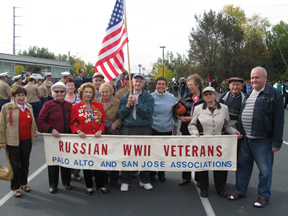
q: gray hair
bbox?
[251,66,267,76]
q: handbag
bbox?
[0,151,14,181]
[172,102,186,118]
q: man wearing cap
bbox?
[11,75,22,88]
[59,71,70,83]
[24,76,41,120]
[75,68,93,91]
[115,73,126,93]
[228,67,284,208]
[119,73,154,192]
[36,76,48,109]
[0,72,11,111]
[44,72,53,100]
[92,72,105,99]
[219,77,245,129]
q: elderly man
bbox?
[0,72,11,111]
[228,67,284,208]
[219,77,245,129]
[92,72,105,98]
[119,73,154,192]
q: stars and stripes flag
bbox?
[94,0,128,82]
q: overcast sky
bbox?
[1,0,287,75]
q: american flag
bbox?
[94,0,128,82]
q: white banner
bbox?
[43,134,237,171]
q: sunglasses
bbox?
[203,92,214,96]
[55,90,65,94]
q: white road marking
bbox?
[192,172,216,216]
[283,141,288,145]
[0,163,47,207]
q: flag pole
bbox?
[124,0,132,95]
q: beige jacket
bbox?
[95,96,122,129]
[188,102,237,136]
[24,82,40,103]
[0,101,37,147]
[0,80,11,100]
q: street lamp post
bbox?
[138,64,142,74]
[142,67,145,75]
[160,46,166,77]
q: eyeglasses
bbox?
[203,92,214,96]
[55,90,65,94]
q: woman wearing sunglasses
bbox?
[37,82,73,194]
[188,87,242,198]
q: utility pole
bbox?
[13,6,21,55]
[160,46,166,77]
[138,64,142,74]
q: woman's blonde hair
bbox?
[99,83,114,95]
[78,83,96,100]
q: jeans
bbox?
[235,137,274,199]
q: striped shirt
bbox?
[241,90,261,138]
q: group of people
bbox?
[0,66,284,209]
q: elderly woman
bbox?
[95,82,121,187]
[37,82,72,194]
[70,83,110,196]
[0,86,38,197]
[188,87,241,198]
[177,74,205,186]
[65,77,82,181]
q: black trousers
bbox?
[195,171,227,191]
[150,129,172,179]
[7,139,32,190]
[83,170,106,189]
[120,125,152,184]
[48,165,71,188]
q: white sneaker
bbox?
[120,183,129,192]
[139,181,153,190]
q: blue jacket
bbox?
[119,89,154,127]
[237,83,284,148]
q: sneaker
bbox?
[139,181,153,190]
[120,183,129,192]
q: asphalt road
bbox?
[0,108,287,216]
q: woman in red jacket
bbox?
[70,83,110,196]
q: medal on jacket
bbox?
[27,112,31,118]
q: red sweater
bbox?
[19,109,32,140]
[70,101,106,135]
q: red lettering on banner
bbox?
[192,146,198,157]
[92,144,108,155]
[73,143,78,154]
[164,145,169,156]
[216,146,222,157]
[80,143,86,154]
[134,145,142,156]
[207,145,214,156]
[171,145,176,157]
[65,142,71,153]
[59,141,64,152]
[178,145,183,156]
[102,144,108,155]
[123,144,132,156]
[200,146,206,157]
[185,145,190,157]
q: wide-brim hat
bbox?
[51,82,68,91]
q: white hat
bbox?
[44,72,52,77]
[29,75,36,80]
[37,76,44,81]
[12,75,21,81]
[61,71,70,77]
[51,82,68,91]
[0,72,8,77]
